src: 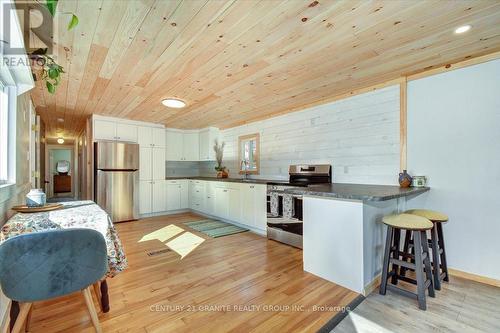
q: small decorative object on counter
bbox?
[398,170,412,188]
[26,189,46,207]
[214,139,228,178]
[411,176,427,187]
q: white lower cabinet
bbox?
[164,179,266,233]
[140,180,167,214]
[166,180,188,211]
[241,184,267,231]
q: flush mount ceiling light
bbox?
[57,137,64,144]
[454,25,471,34]
[161,98,186,108]
[57,118,64,122]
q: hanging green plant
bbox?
[29,0,79,94]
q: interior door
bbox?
[35,115,46,191]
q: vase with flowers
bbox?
[214,139,229,178]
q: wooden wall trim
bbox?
[399,79,408,171]
[407,50,500,81]
[449,268,500,288]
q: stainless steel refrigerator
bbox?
[94,141,139,222]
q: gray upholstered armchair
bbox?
[0,228,108,333]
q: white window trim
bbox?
[0,83,17,203]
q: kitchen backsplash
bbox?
[166,161,220,178]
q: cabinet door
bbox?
[241,185,255,227]
[205,182,215,215]
[183,132,199,161]
[115,123,138,142]
[139,180,152,214]
[199,130,209,161]
[94,120,116,141]
[139,147,152,180]
[152,147,166,180]
[228,188,241,223]
[166,130,183,161]
[180,181,189,208]
[137,126,153,147]
[152,180,166,212]
[215,187,229,219]
[166,183,181,211]
[152,128,166,147]
[253,184,267,231]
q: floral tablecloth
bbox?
[1,200,128,278]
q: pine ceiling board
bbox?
[146,0,325,123]
[31,0,500,139]
[102,0,186,117]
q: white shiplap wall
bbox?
[220,85,400,185]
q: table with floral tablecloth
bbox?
[1,200,128,314]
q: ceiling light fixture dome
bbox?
[454,25,471,34]
[161,98,186,108]
[57,137,64,144]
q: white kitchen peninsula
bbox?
[284,184,429,295]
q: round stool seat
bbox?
[405,209,448,222]
[382,213,433,230]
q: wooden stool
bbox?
[404,209,449,290]
[380,213,435,310]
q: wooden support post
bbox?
[400,78,408,171]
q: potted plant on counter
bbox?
[214,140,229,178]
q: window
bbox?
[0,80,8,184]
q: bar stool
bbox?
[405,209,449,290]
[380,213,435,310]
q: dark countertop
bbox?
[165,177,429,201]
[165,176,290,185]
[283,183,430,201]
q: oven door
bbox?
[267,192,303,221]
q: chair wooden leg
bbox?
[82,287,102,333]
[430,223,442,290]
[400,230,412,277]
[437,223,449,282]
[11,303,32,333]
[379,226,393,295]
[413,231,427,310]
[24,305,33,332]
[390,228,401,285]
[421,230,435,298]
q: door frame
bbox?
[45,144,76,198]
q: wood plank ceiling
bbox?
[29,0,500,140]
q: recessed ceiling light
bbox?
[57,137,64,144]
[57,118,64,122]
[454,25,471,34]
[161,98,186,108]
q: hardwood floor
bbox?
[333,275,500,333]
[28,213,358,332]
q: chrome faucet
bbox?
[241,160,249,180]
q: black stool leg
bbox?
[430,223,442,290]
[421,230,435,298]
[390,228,401,285]
[380,226,393,295]
[413,231,427,310]
[437,223,449,282]
[400,230,412,277]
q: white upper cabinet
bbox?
[152,128,166,147]
[183,132,199,161]
[115,123,138,142]
[166,127,220,161]
[94,120,117,141]
[199,127,220,161]
[138,126,153,146]
[166,130,183,161]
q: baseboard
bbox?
[448,268,500,288]
[363,274,381,296]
